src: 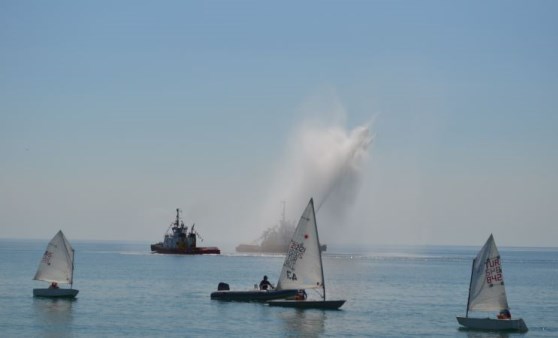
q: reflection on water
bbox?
[32,298,75,338]
[459,327,519,338]
[278,309,326,337]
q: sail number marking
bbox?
[284,240,306,270]
[485,257,503,284]
[286,270,298,281]
[41,251,53,266]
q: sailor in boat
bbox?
[497,309,512,320]
[259,275,274,290]
[49,282,59,289]
[294,289,307,300]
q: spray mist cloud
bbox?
[263,113,373,235]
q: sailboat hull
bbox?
[268,299,346,310]
[33,288,79,298]
[456,317,528,332]
[210,289,298,302]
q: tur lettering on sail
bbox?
[485,256,503,285]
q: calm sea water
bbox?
[0,239,556,337]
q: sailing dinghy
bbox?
[456,234,527,331]
[210,284,298,302]
[33,230,79,298]
[268,198,346,310]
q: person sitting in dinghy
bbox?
[49,282,59,289]
[295,289,307,300]
[259,275,274,290]
[497,309,511,319]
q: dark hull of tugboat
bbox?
[150,243,220,255]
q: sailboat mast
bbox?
[71,248,75,289]
[311,199,327,301]
[59,232,75,289]
[465,258,475,318]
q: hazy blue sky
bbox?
[1,1,557,247]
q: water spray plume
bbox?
[315,125,373,212]
[238,108,373,252]
[269,119,374,228]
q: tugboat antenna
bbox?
[281,200,286,223]
[175,208,181,226]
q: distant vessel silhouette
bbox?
[236,202,326,254]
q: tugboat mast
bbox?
[175,208,181,227]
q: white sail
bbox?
[33,230,75,284]
[277,199,324,291]
[467,234,509,312]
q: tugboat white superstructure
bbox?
[150,209,220,255]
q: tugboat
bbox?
[150,209,220,255]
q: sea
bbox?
[0,239,557,337]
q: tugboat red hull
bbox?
[150,243,220,255]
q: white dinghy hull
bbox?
[456,317,528,332]
[33,288,79,298]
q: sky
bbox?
[1,1,557,248]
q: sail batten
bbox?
[467,234,509,312]
[33,230,75,284]
[276,199,324,292]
